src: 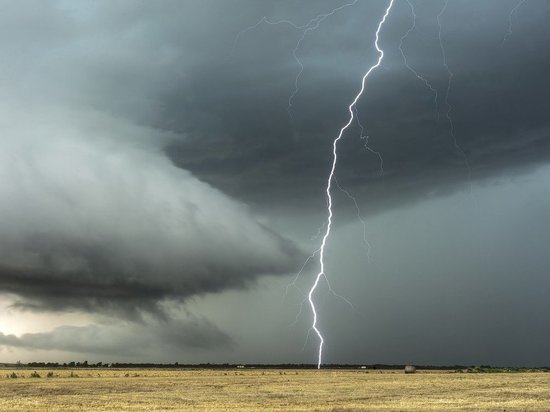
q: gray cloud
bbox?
[0,103,302,316]
[3,0,548,215]
[159,0,550,213]
[0,317,232,356]
[0,0,549,366]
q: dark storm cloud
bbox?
[0,0,549,363]
[0,105,303,315]
[155,0,550,213]
[0,0,306,315]
[4,0,547,216]
[0,317,232,355]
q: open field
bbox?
[0,368,549,411]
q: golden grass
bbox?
[0,368,549,411]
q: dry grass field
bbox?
[0,368,549,411]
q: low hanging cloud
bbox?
[0,104,302,316]
[0,317,233,356]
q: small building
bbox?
[404,365,416,374]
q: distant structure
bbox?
[404,365,417,374]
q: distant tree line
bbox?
[0,362,547,371]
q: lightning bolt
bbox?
[287,0,359,116]
[355,106,384,177]
[238,3,372,346]
[502,0,527,46]
[334,176,372,264]
[232,1,359,117]
[309,0,395,369]
[438,0,456,154]
[399,0,439,119]
[437,0,472,175]
[231,0,517,370]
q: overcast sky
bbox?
[0,0,549,367]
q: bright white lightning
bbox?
[237,2,370,336]
[240,3,366,344]
[309,0,395,369]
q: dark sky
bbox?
[0,0,549,367]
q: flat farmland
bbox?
[0,368,549,411]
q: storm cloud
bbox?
[0,317,232,356]
[0,1,548,365]
[2,0,548,213]
[0,103,302,315]
[161,0,550,213]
